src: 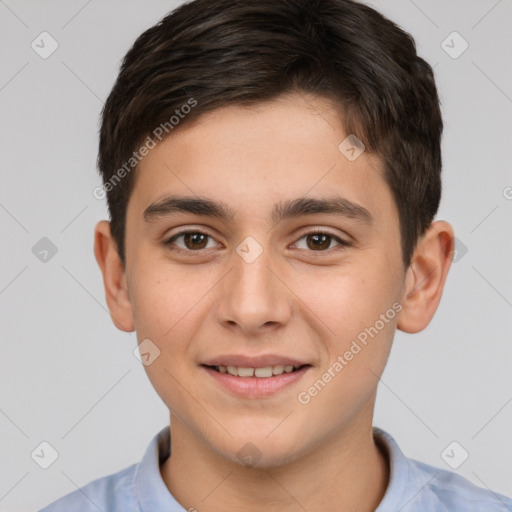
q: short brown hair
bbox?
[97,0,443,268]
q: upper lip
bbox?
[202,354,311,368]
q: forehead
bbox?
[128,94,396,227]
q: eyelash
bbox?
[163,228,351,256]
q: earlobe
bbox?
[397,221,454,334]
[93,220,135,332]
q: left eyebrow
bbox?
[271,196,373,226]
[143,195,373,226]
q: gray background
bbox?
[0,1,511,511]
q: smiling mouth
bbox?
[204,364,309,378]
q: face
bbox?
[121,93,407,467]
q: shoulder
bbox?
[37,425,175,512]
[411,458,512,511]
[38,463,138,512]
[373,427,512,512]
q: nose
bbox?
[215,241,292,336]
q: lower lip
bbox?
[202,366,310,398]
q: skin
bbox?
[94,93,454,512]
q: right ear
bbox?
[93,220,135,332]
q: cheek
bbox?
[293,254,401,396]
[295,302,397,431]
[129,264,213,394]
[130,268,202,412]
[130,262,205,339]
[302,264,397,337]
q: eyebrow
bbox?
[143,195,372,226]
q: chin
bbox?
[210,427,308,470]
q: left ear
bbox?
[397,220,455,333]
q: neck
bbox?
[160,405,389,512]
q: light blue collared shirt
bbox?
[39,425,512,511]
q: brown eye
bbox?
[294,230,349,252]
[165,231,217,251]
[306,233,331,250]
[182,232,209,250]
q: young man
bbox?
[40,0,512,510]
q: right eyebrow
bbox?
[143,195,236,223]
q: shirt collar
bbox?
[373,426,416,511]
[134,425,420,511]
[134,425,180,510]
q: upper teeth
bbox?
[217,365,296,377]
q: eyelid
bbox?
[290,228,350,252]
[293,226,350,242]
[164,228,222,254]
[164,226,351,255]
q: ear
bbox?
[93,220,135,332]
[397,220,455,334]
